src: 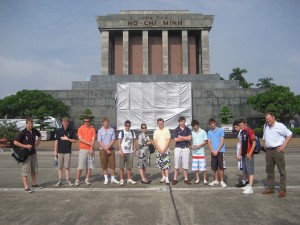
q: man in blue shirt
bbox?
[172,116,192,185]
[207,118,227,188]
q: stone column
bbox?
[123,31,129,75]
[162,30,169,75]
[201,30,210,74]
[101,31,109,75]
[142,31,148,75]
[182,30,188,74]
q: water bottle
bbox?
[54,156,58,170]
[88,155,93,168]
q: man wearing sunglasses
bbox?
[75,117,96,186]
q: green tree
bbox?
[79,108,95,123]
[248,86,300,124]
[242,81,254,88]
[229,67,247,87]
[219,106,233,124]
[0,89,69,119]
[256,76,276,88]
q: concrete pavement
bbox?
[0,141,299,225]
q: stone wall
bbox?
[45,74,264,130]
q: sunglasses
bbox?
[125,124,131,127]
[141,127,147,129]
[84,121,90,123]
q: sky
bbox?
[0,0,299,99]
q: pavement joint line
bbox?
[1,185,300,192]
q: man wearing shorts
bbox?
[191,120,208,184]
[75,116,96,186]
[54,117,76,187]
[118,120,136,186]
[172,116,192,185]
[238,119,256,194]
[14,117,41,193]
[153,118,171,184]
[207,118,227,188]
[98,117,119,185]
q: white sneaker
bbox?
[160,177,166,183]
[209,180,219,186]
[243,186,253,194]
[242,184,249,191]
[120,179,124,186]
[75,180,80,186]
[104,179,109,185]
[55,180,62,187]
[111,179,120,184]
[85,179,91,185]
[127,179,137,184]
[220,181,227,188]
[203,180,208,185]
[165,178,170,184]
[66,180,73,186]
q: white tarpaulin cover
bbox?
[116,82,192,130]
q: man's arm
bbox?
[278,134,292,152]
[54,140,58,156]
[13,140,32,150]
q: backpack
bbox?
[253,135,261,154]
[120,130,135,139]
[11,146,31,163]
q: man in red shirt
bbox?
[75,117,96,186]
[237,119,256,194]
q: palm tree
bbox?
[229,67,247,87]
[256,76,276,88]
[242,81,254,88]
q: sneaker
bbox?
[220,181,227,188]
[104,179,109,185]
[127,179,137,184]
[111,179,120,184]
[165,178,170,184]
[172,180,178,185]
[32,184,43,189]
[184,179,191,185]
[66,180,73,186]
[120,179,124,186]
[235,181,249,188]
[194,179,200,184]
[243,186,253,194]
[25,187,33,193]
[209,180,219,186]
[55,180,62,187]
[85,179,91,185]
[75,180,80,186]
[160,177,166,183]
[203,180,208,185]
[241,184,249,191]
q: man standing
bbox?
[237,119,256,194]
[262,112,292,197]
[75,117,96,186]
[54,117,76,187]
[98,117,119,185]
[153,118,171,184]
[118,120,137,186]
[172,116,192,185]
[14,117,41,193]
[207,118,227,188]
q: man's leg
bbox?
[22,176,29,189]
[266,151,275,190]
[219,169,224,181]
[275,152,286,191]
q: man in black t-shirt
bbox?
[14,117,41,193]
[54,117,76,187]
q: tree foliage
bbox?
[219,106,233,124]
[0,89,69,119]
[229,67,251,88]
[256,76,276,88]
[248,86,300,124]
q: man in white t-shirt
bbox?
[118,120,137,186]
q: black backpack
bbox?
[253,135,261,154]
[11,146,32,163]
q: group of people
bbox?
[13,112,292,198]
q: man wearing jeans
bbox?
[172,116,192,185]
[262,112,292,197]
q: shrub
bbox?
[0,121,20,140]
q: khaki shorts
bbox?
[78,149,94,170]
[22,154,37,177]
[174,147,190,170]
[58,153,71,169]
[119,153,133,169]
[100,149,115,169]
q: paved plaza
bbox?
[0,139,299,225]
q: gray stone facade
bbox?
[45,74,264,130]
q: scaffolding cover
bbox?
[116,82,192,130]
